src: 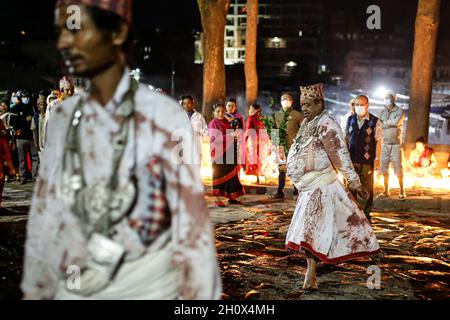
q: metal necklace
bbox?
[61,79,139,238]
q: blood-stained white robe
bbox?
[21,68,222,299]
[286,111,380,264]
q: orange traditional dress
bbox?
[244,114,270,177]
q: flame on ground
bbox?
[200,140,450,192]
[200,140,280,186]
[374,167,450,191]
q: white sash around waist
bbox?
[56,239,180,300]
[294,166,338,192]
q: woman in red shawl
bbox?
[0,120,15,211]
[245,104,270,184]
[208,103,245,207]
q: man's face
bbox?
[0,102,7,113]
[354,97,369,117]
[61,86,72,98]
[182,98,194,112]
[302,98,324,121]
[384,94,395,107]
[55,5,118,78]
[226,101,237,114]
[22,95,31,105]
[37,95,46,112]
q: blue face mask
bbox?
[22,98,30,105]
[384,98,392,106]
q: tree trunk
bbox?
[197,0,231,122]
[244,0,258,107]
[406,0,441,150]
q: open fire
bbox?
[374,167,450,191]
[200,140,450,192]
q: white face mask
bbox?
[384,98,392,106]
[22,98,30,104]
[355,106,366,116]
[281,100,292,109]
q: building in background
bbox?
[195,0,326,91]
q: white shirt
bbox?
[189,110,208,138]
[21,67,221,300]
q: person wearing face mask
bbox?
[8,90,39,184]
[10,92,19,109]
[271,92,303,199]
[20,90,31,107]
[345,95,382,222]
[378,91,406,200]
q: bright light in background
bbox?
[375,86,387,98]
[286,61,298,67]
[130,68,141,82]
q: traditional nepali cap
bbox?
[56,0,133,24]
[300,83,324,101]
[59,76,74,91]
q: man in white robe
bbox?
[286,83,380,290]
[21,0,221,300]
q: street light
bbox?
[286,61,298,68]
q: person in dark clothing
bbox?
[345,95,383,222]
[9,90,39,184]
[31,90,49,160]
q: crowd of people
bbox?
[176,87,425,212]
[0,77,76,212]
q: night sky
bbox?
[2,1,448,37]
[0,0,449,92]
